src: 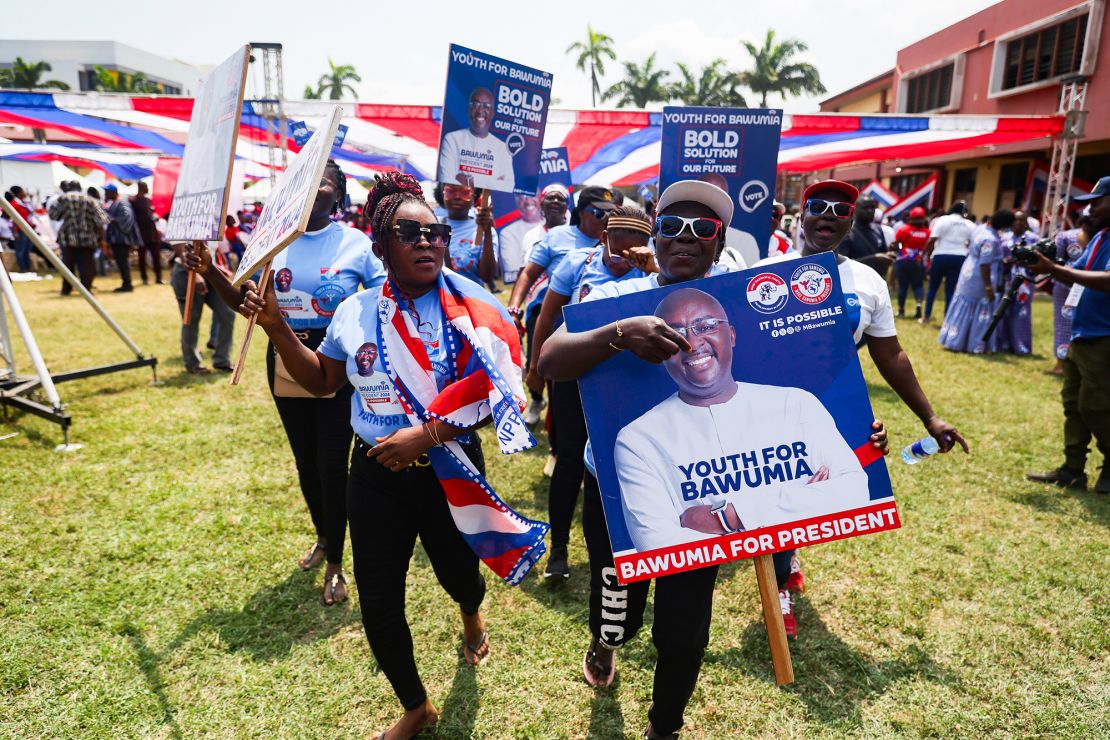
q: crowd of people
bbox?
[4,163,1108,739]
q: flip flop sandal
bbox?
[320,573,347,607]
[582,642,616,688]
[463,631,489,666]
[298,541,326,571]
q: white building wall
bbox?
[0,40,203,94]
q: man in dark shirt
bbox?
[103,184,142,292]
[837,195,894,277]
[131,182,164,285]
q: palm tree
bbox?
[303,84,322,100]
[603,54,670,109]
[669,59,747,107]
[92,65,159,93]
[0,57,70,90]
[566,26,617,107]
[740,29,825,107]
[315,59,361,100]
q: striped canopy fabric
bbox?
[0,92,1065,187]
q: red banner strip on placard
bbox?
[612,501,901,584]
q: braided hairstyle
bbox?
[364,170,432,272]
[323,159,347,214]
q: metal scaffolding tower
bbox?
[1043,76,1088,236]
[248,42,287,184]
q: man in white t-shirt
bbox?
[922,201,975,324]
[438,87,516,192]
[755,178,967,637]
[613,287,871,553]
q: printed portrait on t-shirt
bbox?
[355,342,379,377]
[275,268,293,292]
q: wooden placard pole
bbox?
[229,261,272,386]
[181,240,204,325]
[474,188,492,246]
[754,553,794,686]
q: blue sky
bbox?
[5,0,999,111]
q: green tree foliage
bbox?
[566,26,617,107]
[315,59,361,100]
[603,53,670,109]
[0,57,70,90]
[92,65,159,93]
[740,29,825,107]
[669,59,747,107]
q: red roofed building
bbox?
[820,0,1108,220]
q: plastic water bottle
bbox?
[901,436,940,465]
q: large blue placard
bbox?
[659,107,783,265]
[563,252,897,584]
[437,44,552,196]
[492,147,573,283]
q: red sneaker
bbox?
[779,588,797,639]
[784,552,805,593]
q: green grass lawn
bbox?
[2,276,1107,738]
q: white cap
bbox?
[656,180,734,225]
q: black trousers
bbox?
[136,239,162,283]
[548,379,589,549]
[111,243,133,288]
[583,472,719,736]
[266,340,353,565]
[60,246,96,292]
[524,303,541,400]
[348,436,487,710]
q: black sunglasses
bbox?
[393,218,451,247]
[583,205,611,219]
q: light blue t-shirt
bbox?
[271,223,386,330]
[548,246,648,306]
[580,262,735,476]
[318,287,453,444]
[445,216,499,286]
[526,224,599,310]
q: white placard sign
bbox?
[231,105,343,287]
[165,45,250,242]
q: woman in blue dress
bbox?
[994,211,1038,355]
[939,209,1014,353]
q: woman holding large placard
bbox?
[186,161,384,606]
[239,171,541,740]
[538,180,888,737]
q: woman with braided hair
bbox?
[241,170,543,739]
[186,160,384,607]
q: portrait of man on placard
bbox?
[612,288,869,553]
[438,87,516,192]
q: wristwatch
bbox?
[711,502,740,534]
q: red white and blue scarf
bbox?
[376,270,548,585]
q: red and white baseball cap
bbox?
[802,180,860,203]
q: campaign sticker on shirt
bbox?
[311,283,346,317]
[745,273,788,314]
[790,263,833,305]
